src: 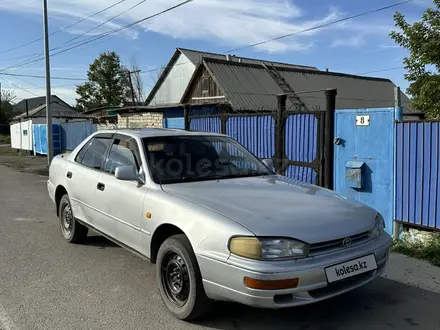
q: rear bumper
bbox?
[197,234,391,308]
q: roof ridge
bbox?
[178,47,318,70]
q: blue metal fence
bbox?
[60,121,96,151]
[33,124,61,155]
[285,114,318,184]
[189,117,221,133]
[395,121,440,230]
[163,117,185,129]
[226,116,275,159]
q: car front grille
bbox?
[309,231,371,256]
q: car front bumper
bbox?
[197,233,391,308]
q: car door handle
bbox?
[66,171,72,179]
[97,182,105,191]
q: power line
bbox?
[0,72,86,81]
[52,0,148,53]
[227,0,415,53]
[0,77,40,97]
[2,0,195,72]
[356,66,405,75]
[0,0,128,56]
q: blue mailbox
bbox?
[345,161,365,189]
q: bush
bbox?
[0,135,11,144]
[392,232,440,267]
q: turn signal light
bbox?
[244,277,299,290]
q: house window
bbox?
[23,130,28,136]
[201,77,210,94]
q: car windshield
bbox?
[143,135,273,184]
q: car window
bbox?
[104,137,142,175]
[78,137,112,170]
[143,136,272,184]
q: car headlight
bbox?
[229,237,309,260]
[369,213,385,239]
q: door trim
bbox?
[71,197,143,233]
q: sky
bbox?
[0,0,434,106]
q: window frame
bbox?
[201,76,210,94]
[102,133,143,176]
[74,133,114,172]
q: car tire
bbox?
[59,194,88,243]
[156,234,212,321]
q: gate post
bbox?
[183,104,190,130]
[276,94,286,175]
[324,88,337,190]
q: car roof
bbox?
[96,128,225,139]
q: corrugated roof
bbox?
[13,101,94,121]
[179,48,319,71]
[13,95,70,114]
[201,58,419,115]
[277,68,417,114]
[204,59,294,111]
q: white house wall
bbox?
[10,120,33,151]
[150,53,196,106]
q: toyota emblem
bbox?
[342,237,352,247]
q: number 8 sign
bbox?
[356,115,370,126]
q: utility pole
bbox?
[43,0,53,164]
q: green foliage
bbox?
[390,0,440,118]
[76,51,132,111]
[0,135,11,144]
[0,90,17,124]
[392,233,440,267]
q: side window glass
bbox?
[80,138,111,170]
[104,137,142,175]
[75,140,92,164]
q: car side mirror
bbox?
[262,159,274,171]
[115,166,145,184]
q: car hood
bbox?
[162,176,377,244]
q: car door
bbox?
[66,135,112,225]
[94,134,147,252]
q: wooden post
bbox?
[276,94,286,175]
[324,88,337,190]
[183,104,190,130]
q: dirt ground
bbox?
[0,146,49,176]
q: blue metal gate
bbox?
[33,124,61,155]
[334,108,395,235]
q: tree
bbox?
[76,51,131,111]
[390,0,440,118]
[130,57,145,104]
[0,90,17,124]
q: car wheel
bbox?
[59,194,88,243]
[156,234,212,321]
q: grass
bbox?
[392,233,440,267]
[0,147,18,156]
[0,134,10,144]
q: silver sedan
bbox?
[47,129,392,321]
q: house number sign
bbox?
[356,115,370,126]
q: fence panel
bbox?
[163,117,184,129]
[284,113,320,184]
[60,121,96,151]
[226,116,275,159]
[395,121,440,230]
[189,117,221,133]
[33,124,61,155]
